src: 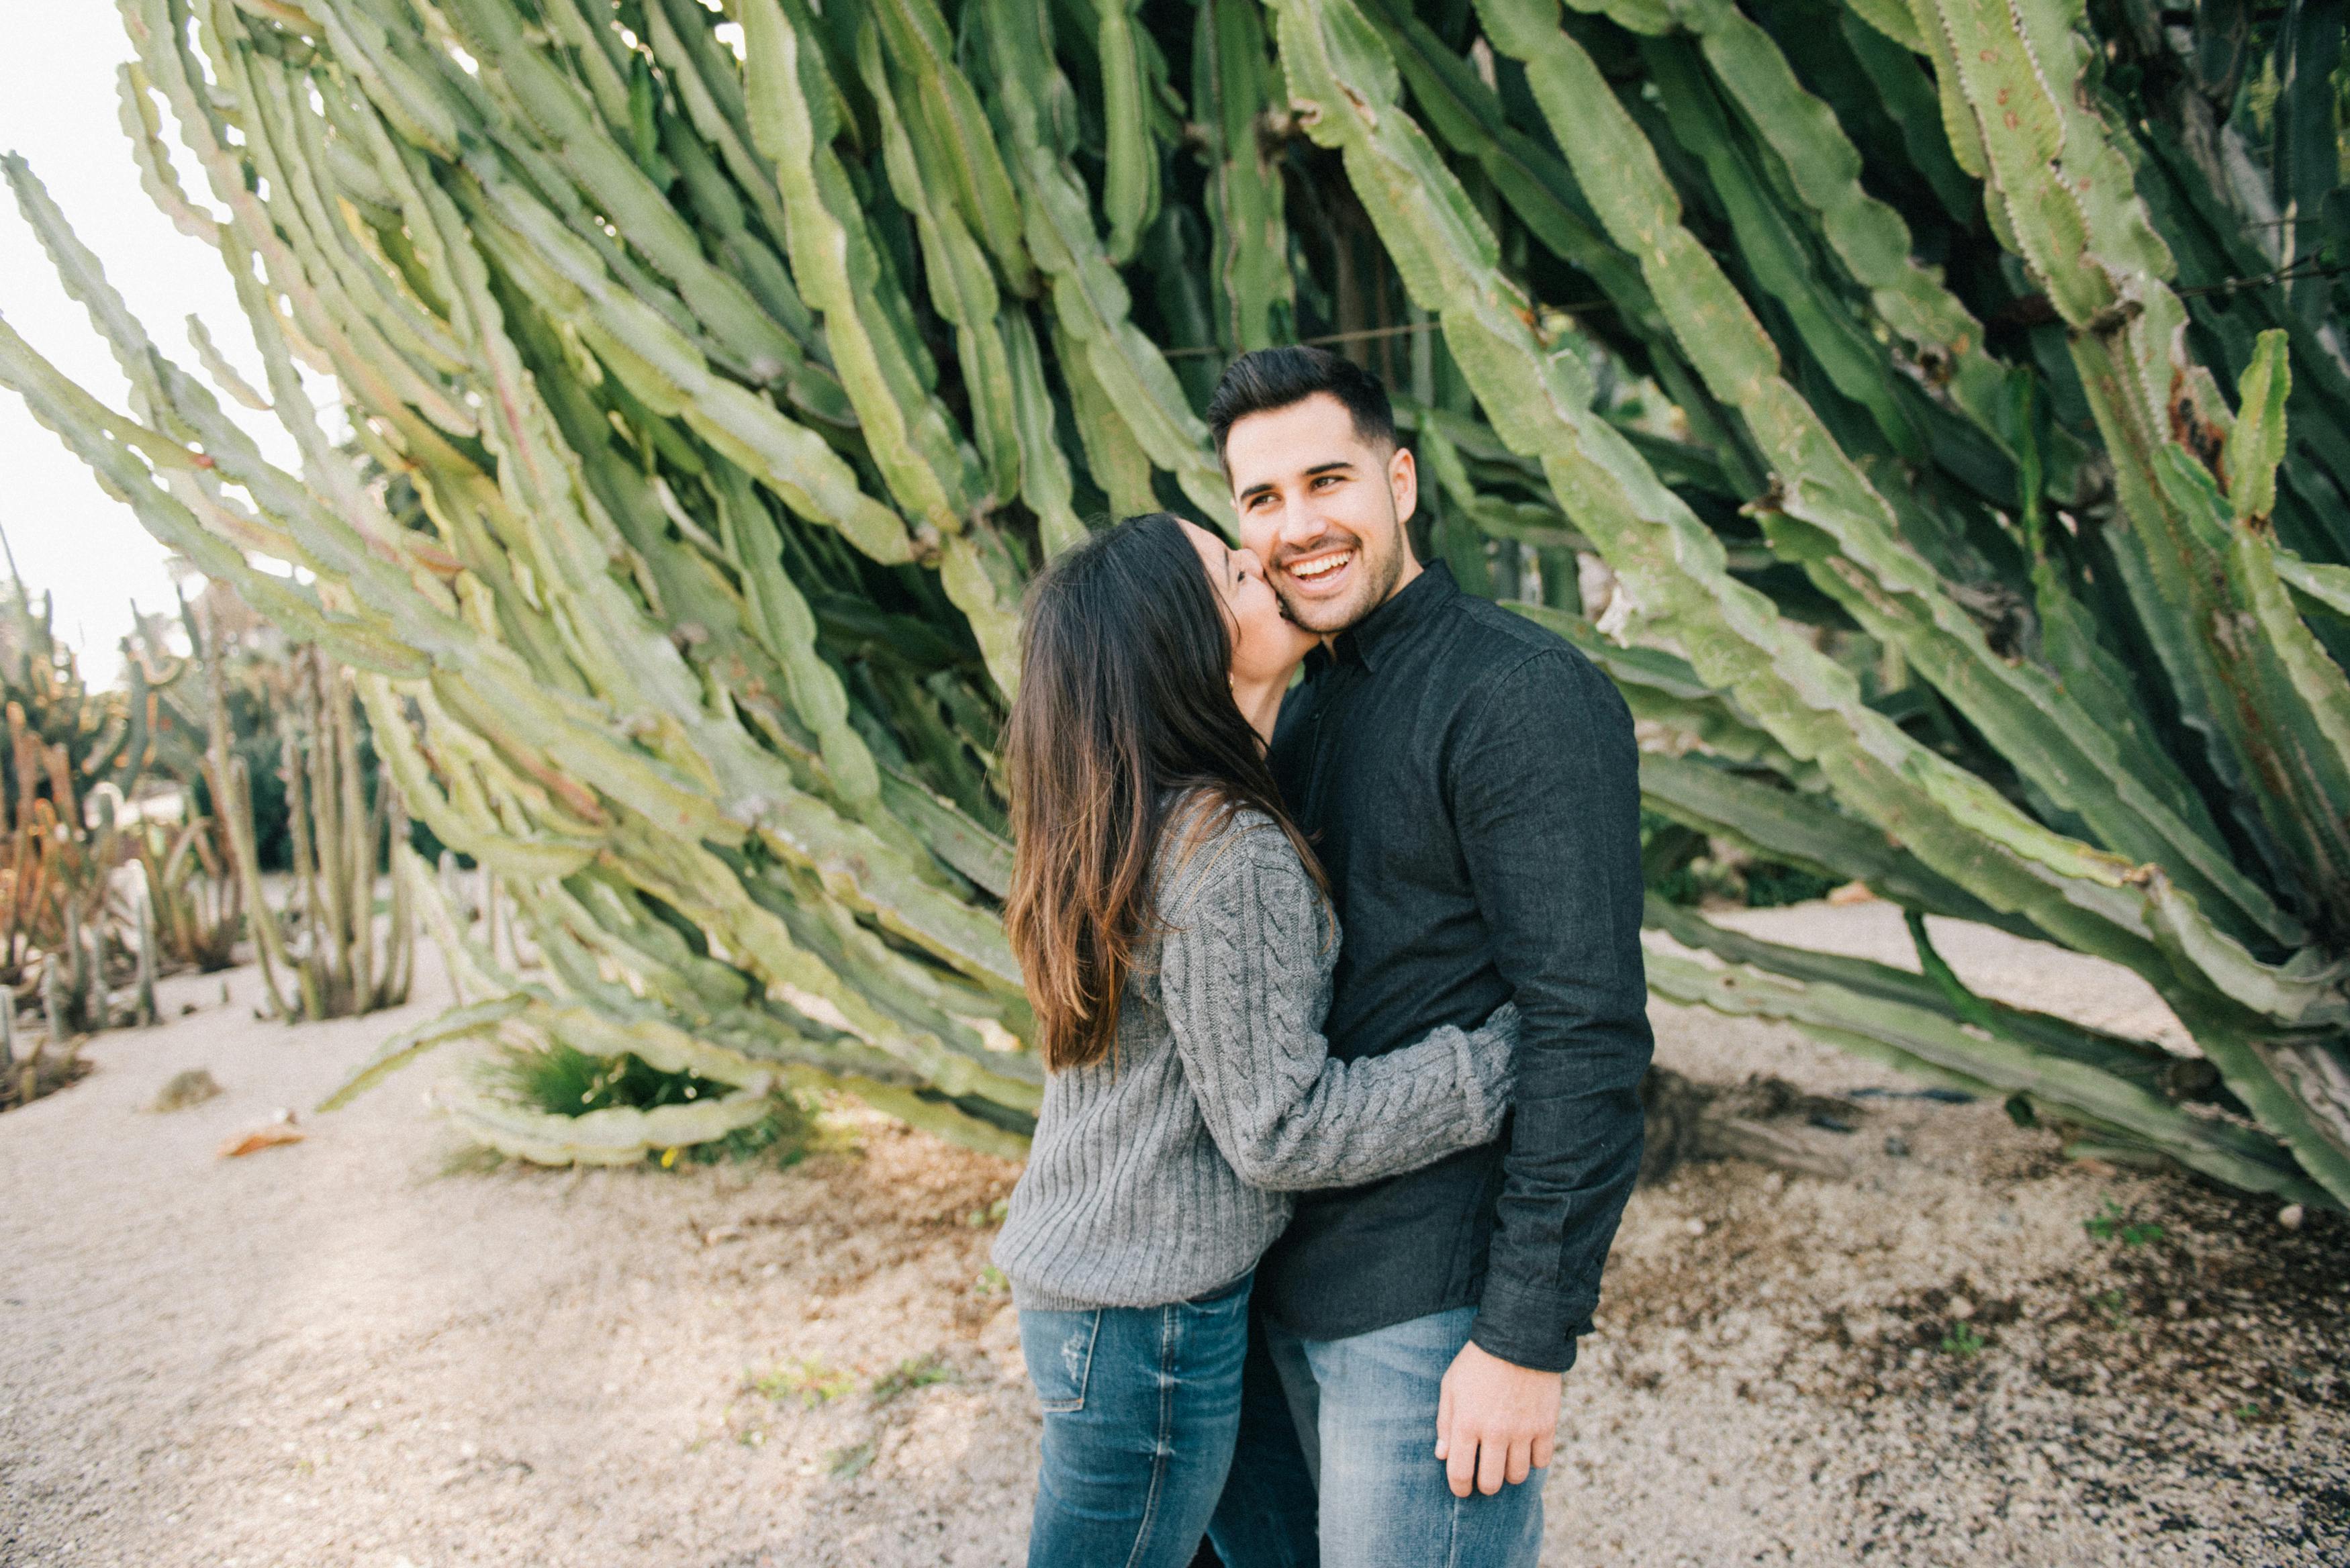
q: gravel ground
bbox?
[1,904,2343,1567]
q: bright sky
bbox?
[0,7,294,690]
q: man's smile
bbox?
[1281,543,1356,596]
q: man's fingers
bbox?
[1504,1435,1532,1487]
[1531,1430,1555,1472]
[1474,1429,1508,1496]
[1445,1421,1478,1498]
[1434,1381,1453,1460]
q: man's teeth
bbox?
[1291,552,1351,581]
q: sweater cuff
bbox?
[1448,1029,1504,1142]
[1468,1273,1582,1375]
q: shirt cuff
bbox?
[1468,1273,1583,1375]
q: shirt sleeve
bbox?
[1156,819,1519,1193]
[1451,648,1653,1374]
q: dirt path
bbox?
[2,906,2343,1567]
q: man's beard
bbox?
[1276,518,1403,635]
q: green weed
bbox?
[870,1352,959,1406]
[2083,1199,2165,1248]
[748,1357,853,1409]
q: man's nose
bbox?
[1278,506,1327,550]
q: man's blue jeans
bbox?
[1241,1306,1545,1568]
[1020,1271,1260,1568]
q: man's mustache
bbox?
[1269,530,1355,571]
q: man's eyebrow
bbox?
[1235,458,1356,503]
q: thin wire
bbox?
[1153,254,2337,362]
[1160,302,1614,358]
[2175,258,2346,297]
[1161,321,1431,359]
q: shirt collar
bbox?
[1331,562,1456,673]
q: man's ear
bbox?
[1389,443,1419,530]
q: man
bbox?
[1205,346,1652,1566]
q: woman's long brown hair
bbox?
[1003,513,1323,1071]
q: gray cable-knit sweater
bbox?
[993,802,1517,1312]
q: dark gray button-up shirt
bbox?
[1258,563,1652,1372]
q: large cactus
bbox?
[3,0,2345,1200]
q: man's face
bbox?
[1225,393,1420,636]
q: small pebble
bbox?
[1948,1297,1975,1321]
[1683,1216,1705,1237]
[2168,1299,2188,1318]
[2277,1203,2305,1232]
[1883,1134,1910,1159]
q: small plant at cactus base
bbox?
[2083,1199,2169,1250]
[478,1042,812,1171]
[1939,1320,1988,1360]
[973,1266,1010,1299]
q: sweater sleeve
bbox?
[1156,817,1516,1193]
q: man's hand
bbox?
[1433,1340,1560,1498]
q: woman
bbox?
[994,513,1517,1568]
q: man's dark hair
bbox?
[1205,345,1397,466]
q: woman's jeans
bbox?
[1020,1271,1260,1568]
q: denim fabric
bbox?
[1249,1306,1542,1568]
[1203,1324,1321,1568]
[1021,1272,1257,1568]
[1261,562,1652,1371]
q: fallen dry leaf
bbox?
[1826,881,1878,906]
[218,1124,306,1158]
